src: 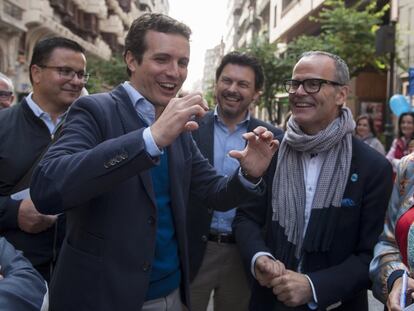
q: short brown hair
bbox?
[123,13,191,76]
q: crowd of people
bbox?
[0,12,413,311]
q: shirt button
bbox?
[147,216,155,225]
[201,235,208,242]
[142,262,151,272]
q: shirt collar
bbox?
[26,92,46,118]
[213,105,250,127]
[122,81,155,125]
[26,92,67,120]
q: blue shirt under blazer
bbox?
[188,111,283,281]
[30,85,263,311]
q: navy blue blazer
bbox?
[233,137,393,311]
[30,85,262,311]
[188,111,283,281]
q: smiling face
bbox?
[356,117,371,138]
[400,114,414,139]
[126,30,189,110]
[0,79,14,109]
[31,47,86,113]
[289,55,348,135]
[215,63,260,125]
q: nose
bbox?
[227,82,239,92]
[294,83,308,95]
[69,74,86,86]
[165,62,180,78]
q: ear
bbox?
[335,85,349,107]
[125,51,137,74]
[31,65,42,85]
[252,90,262,103]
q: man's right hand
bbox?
[150,92,209,148]
[255,255,286,287]
[18,199,57,234]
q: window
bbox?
[281,0,296,16]
[273,5,277,28]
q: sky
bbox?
[168,0,228,91]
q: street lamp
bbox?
[378,0,398,151]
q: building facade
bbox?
[0,0,169,96]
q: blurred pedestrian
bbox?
[0,73,15,109]
[188,51,283,311]
[354,114,385,155]
[233,51,393,310]
[29,13,278,311]
[370,152,414,310]
[0,37,87,282]
[386,112,414,171]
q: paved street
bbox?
[369,290,384,311]
[206,290,384,310]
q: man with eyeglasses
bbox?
[233,51,393,311]
[0,73,15,109]
[28,13,279,311]
[0,36,87,283]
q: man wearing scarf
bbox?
[233,51,393,311]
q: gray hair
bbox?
[300,51,350,84]
[0,72,14,93]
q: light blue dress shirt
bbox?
[25,93,66,135]
[122,81,161,156]
[210,107,249,234]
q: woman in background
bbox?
[355,114,385,155]
[370,153,414,310]
[387,112,414,171]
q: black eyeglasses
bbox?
[0,91,13,98]
[38,65,90,83]
[284,78,344,94]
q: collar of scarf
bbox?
[271,107,355,260]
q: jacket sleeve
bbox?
[233,156,276,271]
[30,95,158,215]
[0,196,21,231]
[370,155,414,303]
[307,155,393,308]
[0,237,48,311]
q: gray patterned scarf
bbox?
[271,107,355,259]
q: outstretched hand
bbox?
[151,92,209,148]
[229,126,279,178]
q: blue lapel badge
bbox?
[350,173,358,182]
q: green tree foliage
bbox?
[86,54,128,94]
[241,34,292,123]
[287,0,390,77]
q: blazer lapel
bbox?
[110,85,156,207]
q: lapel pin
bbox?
[351,173,358,182]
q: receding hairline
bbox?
[0,73,14,92]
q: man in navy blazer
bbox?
[30,13,278,311]
[233,51,393,310]
[188,52,283,311]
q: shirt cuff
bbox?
[251,252,276,278]
[238,168,262,189]
[143,127,162,157]
[387,269,406,293]
[304,274,318,309]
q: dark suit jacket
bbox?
[30,85,263,311]
[233,137,393,311]
[188,111,283,281]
